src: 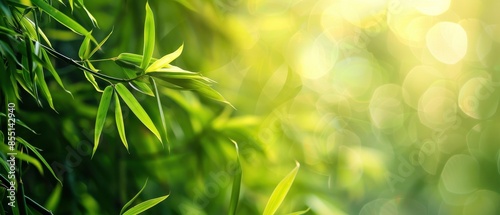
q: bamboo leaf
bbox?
[120,178,148,215]
[145,44,183,73]
[31,0,96,43]
[84,60,103,92]
[228,140,242,215]
[76,0,99,28]
[78,32,91,60]
[40,48,71,96]
[115,83,162,143]
[285,208,310,215]
[114,94,128,152]
[35,67,56,111]
[88,29,113,58]
[122,195,169,215]
[0,144,43,174]
[92,86,113,158]
[140,2,155,70]
[17,137,62,184]
[151,78,168,150]
[263,162,300,215]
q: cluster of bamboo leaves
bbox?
[0,0,309,214]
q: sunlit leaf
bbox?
[78,32,92,60]
[88,29,113,58]
[92,86,113,158]
[115,83,162,143]
[114,94,128,152]
[285,208,310,215]
[122,195,169,215]
[140,2,155,70]
[228,140,242,215]
[120,178,149,215]
[84,60,103,92]
[17,137,62,184]
[146,44,183,73]
[263,162,300,215]
[151,78,168,150]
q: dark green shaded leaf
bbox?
[17,137,62,184]
[35,67,56,111]
[31,0,96,43]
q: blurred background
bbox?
[12,0,500,214]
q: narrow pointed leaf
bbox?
[120,178,148,215]
[263,162,301,215]
[93,86,113,158]
[41,49,71,95]
[115,83,162,143]
[76,0,99,28]
[146,44,183,73]
[0,144,42,174]
[31,0,95,43]
[89,29,113,58]
[151,78,168,150]
[35,67,56,111]
[285,208,310,215]
[228,140,242,215]
[114,94,128,152]
[78,32,91,60]
[122,195,169,215]
[17,137,62,184]
[84,60,103,92]
[140,2,155,70]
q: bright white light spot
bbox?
[426,22,468,64]
[415,0,451,16]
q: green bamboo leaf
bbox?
[44,184,62,211]
[76,0,99,28]
[151,78,168,150]
[228,140,242,215]
[88,29,113,58]
[114,94,128,152]
[31,0,96,43]
[78,32,92,60]
[40,49,72,95]
[140,2,155,70]
[121,67,155,96]
[17,137,62,184]
[0,144,42,174]
[120,178,148,215]
[84,60,103,92]
[145,44,183,73]
[35,67,56,111]
[115,83,162,143]
[92,86,113,158]
[122,195,169,215]
[284,208,310,215]
[263,162,301,215]
[24,34,34,75]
